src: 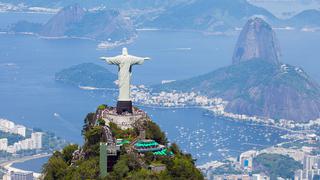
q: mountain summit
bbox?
[40,4,86,37]
[232,17,281,65]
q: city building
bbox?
[0,132,43,154]
[14,125,26,137]
[31,132,42,149]
[0,119,15,132]
[2,171,33,180]
[0,119,26,137]
[295,169,320,180]
[212,174,270,180]
[6,145,16,154]
[252,173,270,180]
[239,150,257,172]
[20,139,34,150]
[294,155,320,180]
[0,138,8,151]
[304,155,320,171]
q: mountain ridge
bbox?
[9,4,136,42]
[144,0,278,32]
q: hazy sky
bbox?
[247,0,320,18]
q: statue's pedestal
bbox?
[101,107,147,129]
[116,101,133,114]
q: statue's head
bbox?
[122,47,128,56]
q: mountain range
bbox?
[0,0,183,9]
[288,9,320,28]
[143,0,320,32]
[6,1,320,35]
[145,0,278,32]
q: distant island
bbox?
[55,63,117,89]
[7,4,136,42]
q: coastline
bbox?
[0,153,51,178]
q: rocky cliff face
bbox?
[232,17,281,65]
[40,4,86,37]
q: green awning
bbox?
[134,140,159,148]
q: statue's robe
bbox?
[106,55,146,101]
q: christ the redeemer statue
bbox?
[100,48,150,114]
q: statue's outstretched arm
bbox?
[100,57,120,65]
[130,56,151,65]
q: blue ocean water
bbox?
[12,156,50,173]
[0,12,319,168]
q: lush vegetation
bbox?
[253,153,302,179]
[106,145,203,180]
[42,107,203,180]
[210,163,241,175]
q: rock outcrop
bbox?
[232,17,281,65]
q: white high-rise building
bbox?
[0,138,8,151]
[7,145,16,154]
[20,139,34,150]
[14,125,26,137]
[13,142,22,152]
[0,119,15,132]
[304,155,320,171]
[31,132,42,149]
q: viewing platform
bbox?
[101,106,147,129]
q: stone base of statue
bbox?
[116,101,133,114]
[100,106,147,130]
